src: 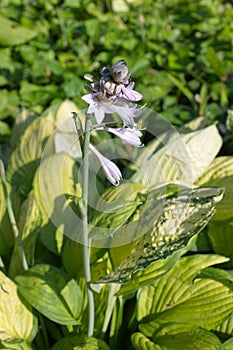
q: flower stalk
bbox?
[76,59,144,336]
[79,113,95,337]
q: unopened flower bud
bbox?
[110,60,131,84]
[89,144,122,186]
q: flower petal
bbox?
[107,127,143,147]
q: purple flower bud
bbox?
[110,60,131,84]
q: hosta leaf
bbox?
[131,125,222,188]
[7,117,55,196]
[0,341,33,350]
[52,99,85,129]
[198,268,233,291]
[53,100,84,159]
[117,251,182,298]
[15,264,83,325]
[8,192,41,278]
[94,187,224,284]
[33,152,81,243]
[0,16,37,46]
[208,219,233,267]
[198,156,233,220]
[89,200,139,239]
[0,271,37,344]
[154,328,221,350]
[138,255,232,337]
[10,109,38,149]
[216,314,233,337]
[131,332,162,350]
[51,334,110,350]
[0,178,14,257]
[132,116,207,174]
[217,337,233,349]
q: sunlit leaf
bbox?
[153,328,221,350]
[131,125,222,188]
[33,152,81,244]
[131,332,162,350]
[138,255,232,337]
[7,117,55,196]
[15,264,83,325]
[0,271,37,345]
[94,187,224,284]
[216,337,233,350]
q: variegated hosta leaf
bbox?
[94,187,224,284]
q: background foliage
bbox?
[1,0,233,349]
[0,0,233,136]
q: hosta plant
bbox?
[0,60,233,350]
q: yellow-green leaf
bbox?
[51,334,110,350]
[0,271,37,344]
[138,255,232,337]
[131,125,222,188]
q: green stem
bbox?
[0,160,28,271]
[80,114,95,336]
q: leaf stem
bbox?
[0,159,28,271]
[79,114,95,336]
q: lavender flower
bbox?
[81,60,144,186]
[89,144,122,186]
[103,127,143,147]
[82,93,143,126]
[82,60,143,125]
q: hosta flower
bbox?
[82,93,105,124]
[89,144,122,186]
[82,93,143,127]
[82,60,143,117]
[105,127,143,147]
